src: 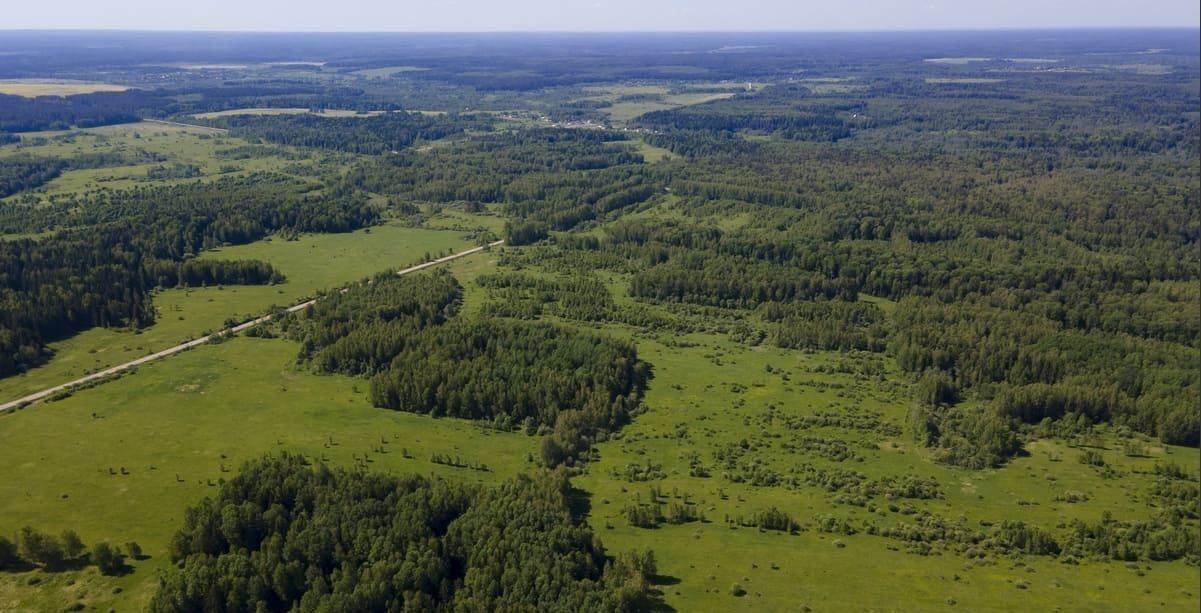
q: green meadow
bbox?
[0,327,539,611]
[3,256,1195,610]
[1,125,474,404]
[0,224,468,403]
[2,122,333,202]
[575,332,1200,611]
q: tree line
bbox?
[0,527,140,576]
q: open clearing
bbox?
[574,330,1200,611]
[175,63,250,70]
[926,78,1005,84]
[0,80,130,97]
[192,108,386,119]
[352,65,431,78]
[0,241,502,413]
[3,124,323,200]
[0,319,536,610]
[923,57,993,64]
[603,92,737,123]
[1,126,481,405]
[0,224,469,403]
[617,139,675,163]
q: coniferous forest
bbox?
[154,454,656,612]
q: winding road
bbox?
[0,240,504,413]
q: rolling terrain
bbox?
[0,30,1198,612]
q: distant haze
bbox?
[3,0,1198,32]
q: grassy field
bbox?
[603,93,737,123]
[0,224,469,403]
[191,108,386,119]
[0,80,129,97]
[799,79,870,94]
[0,325,537,610]
[573,332,1200,611]
[602,139,675,163]
[572,83,742,123]
[923,57,993,65]
[457,237,1201,611]
[927,78,1006,84]
[1,242,1198,611]
[1,125,482,405]
[1,122,337,202]
[352,66,431,78]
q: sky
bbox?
[2,0,1198,32]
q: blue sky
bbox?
[4,0,1198,31]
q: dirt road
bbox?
[0,240,503,413]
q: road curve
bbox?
[0,240,504,413]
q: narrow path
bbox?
[0,240,504,413]
[142,118,229,133]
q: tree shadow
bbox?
[45,557,91,573]
[638,573,682,613]
[99,561,136,577]
[566,483,593,520]
[0,559,37,573]
[651,573,681,586]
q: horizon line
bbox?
[0,26,1198,35]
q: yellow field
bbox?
[0,80,129,97]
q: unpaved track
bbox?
[0,240,503,413]
[142,118,229,133]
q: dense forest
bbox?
[369,318,650,466]
[282,272,652,466]
[154,454,656,612]
[0,155,64,197]
[0,91,158,133]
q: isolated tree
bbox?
[125,541,143,560]
[60,530,86,561]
